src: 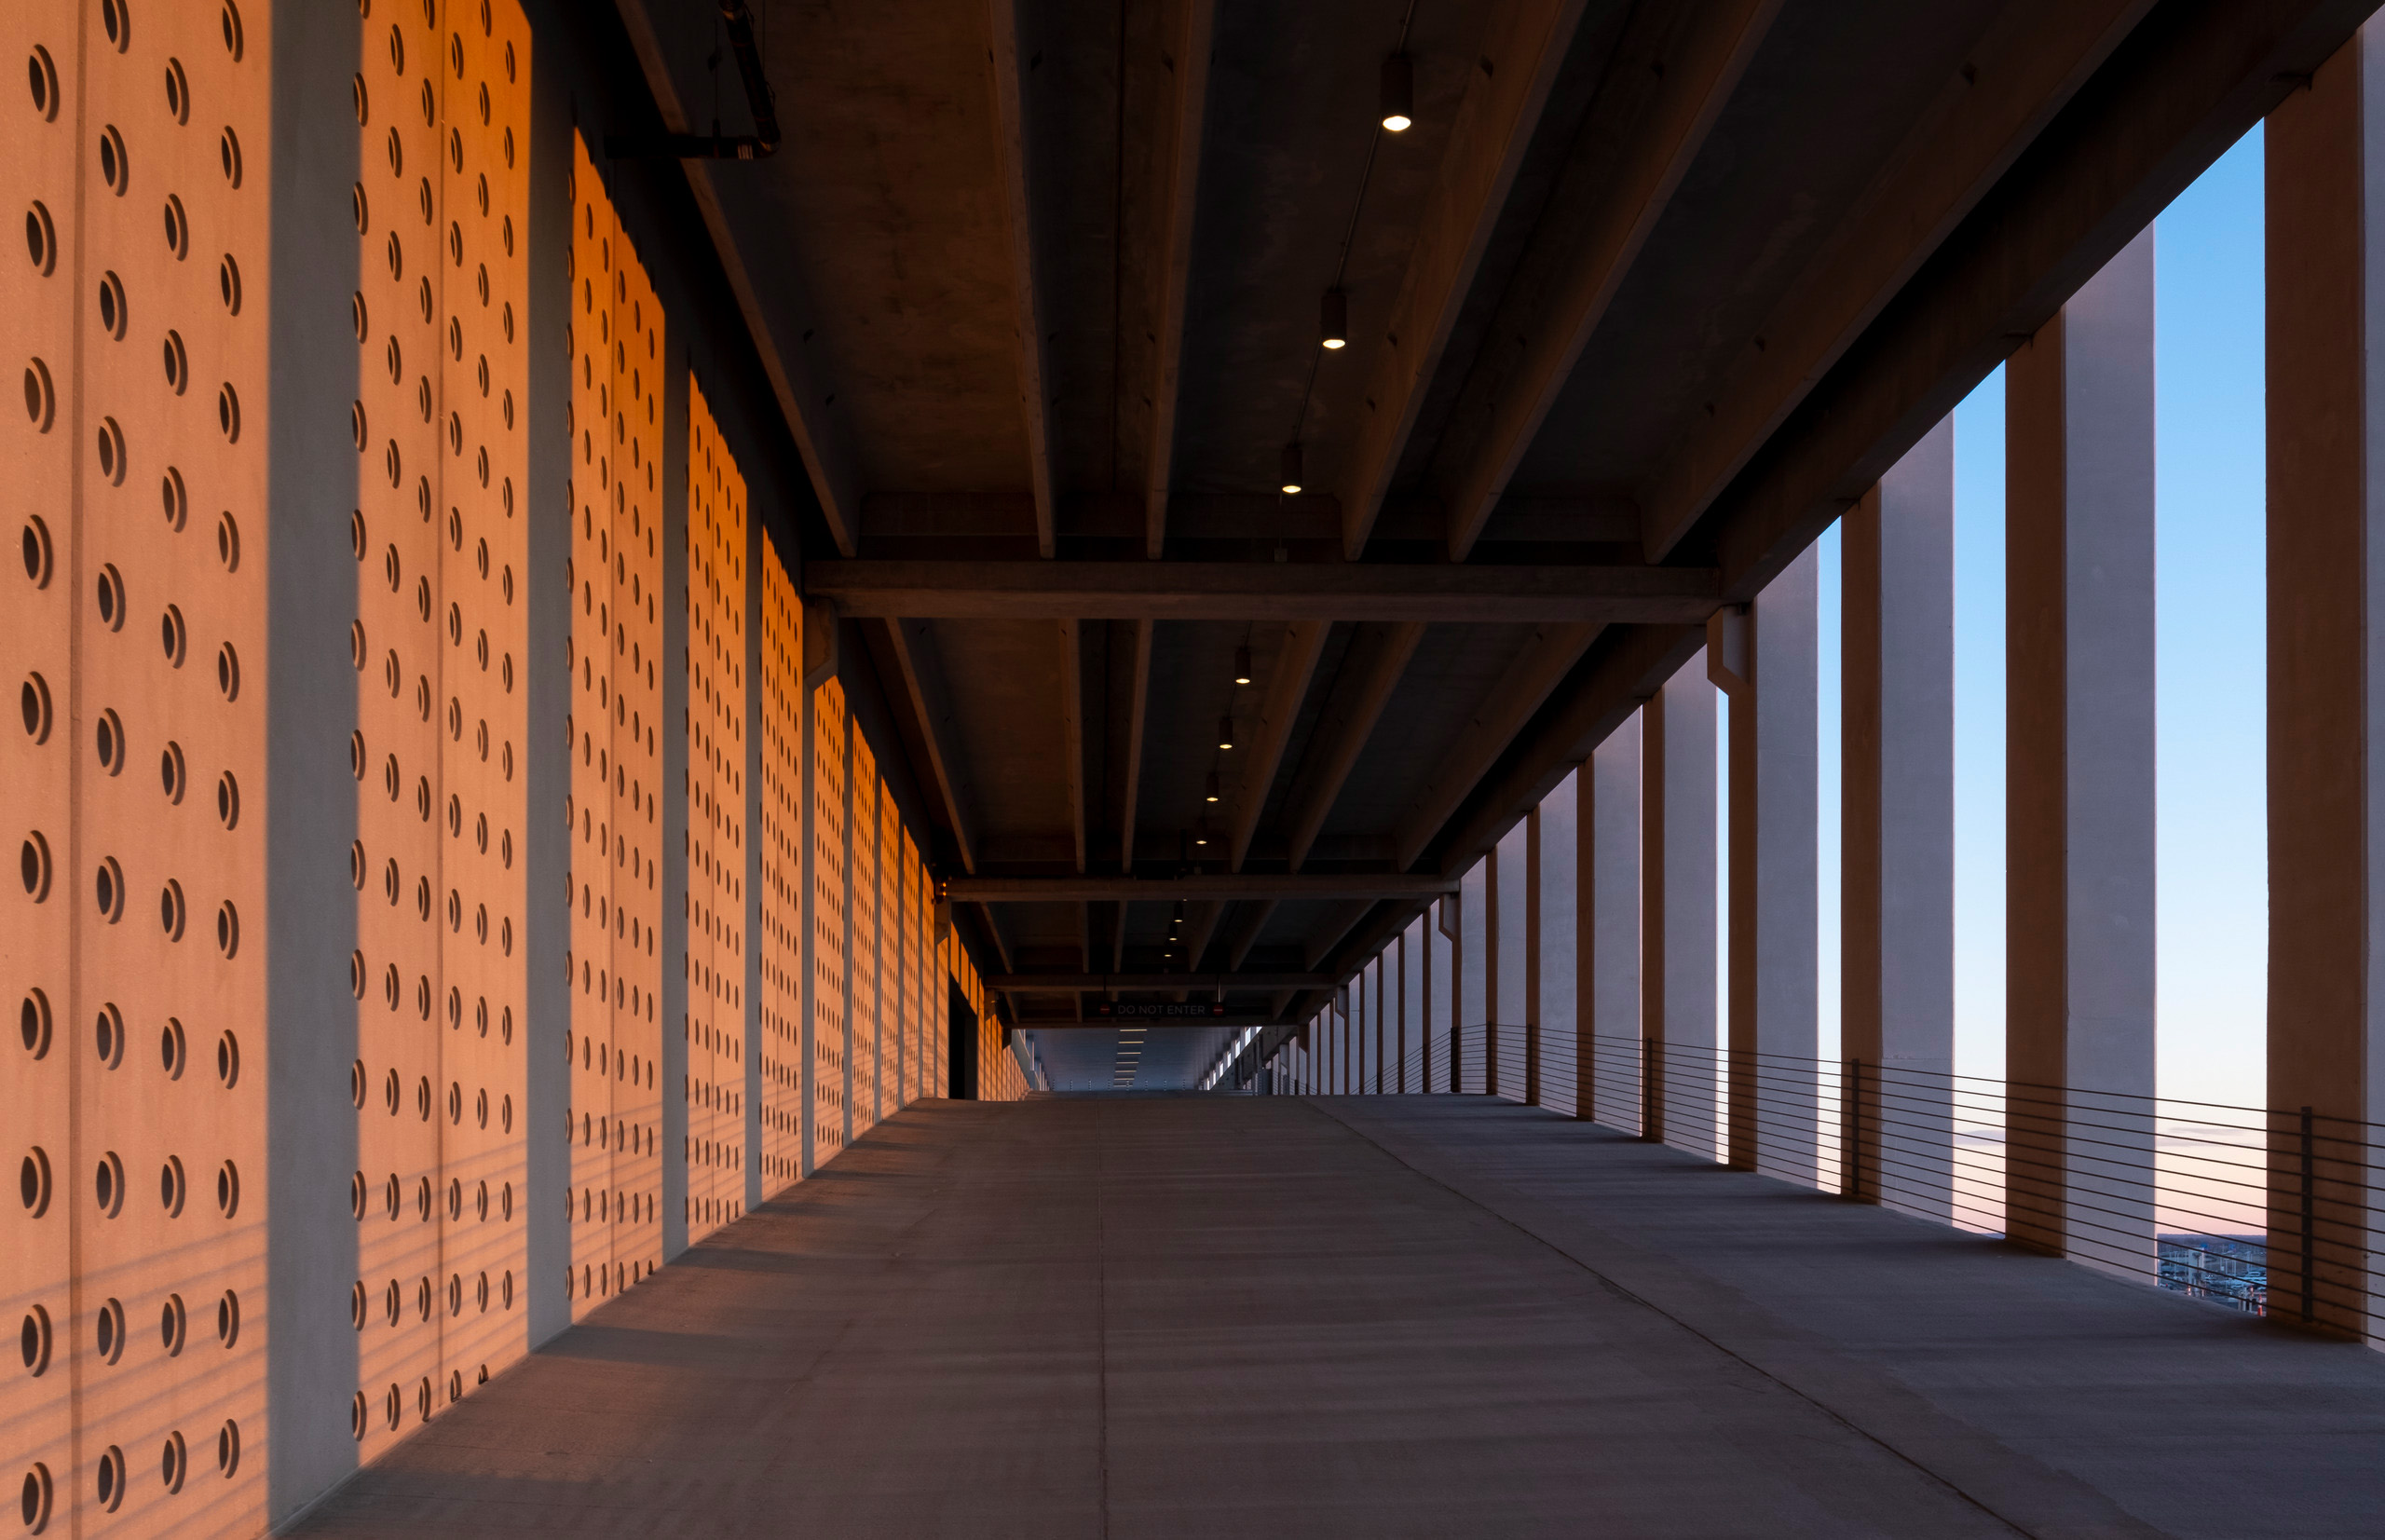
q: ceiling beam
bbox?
[807,560,1716,623]
[1220,898,1275,971]
[987,0,1058,558]
[1176,900,1227,979]
[1339,0,1593,558]
[1443,0,1784,562]
[1637,0,2153,565]
[1392,621,1600,870]
[1118,618,1152,870]
[947,873,1457,902]
[1408,0,2378,887]
[1282,622,1425,870]
[1145,0,1219,558]
[1437,622,1701,879]
[1227,621,1330,870]
[1705,0,2375,605]
[880,619,981,874]
[1059,620,1087,872]
[611,1,865,555]
[1302,899,1379,973]
[990,972,1335,991]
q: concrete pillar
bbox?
[1712,549,1820,1180]
[2269,30,2385,1335]
[1643,657,1718,1156]
[1411,919,1426,1091]
[1484,842,1503,1095]
[1845,419,1956,1218]
[2005,228,2157,1274]
[1440,893,1461,1091]
[1582,714,1642,1127]
[1461,860,1488,1090]
[1538,772,1578,1114]
[1525,811,1545,1106]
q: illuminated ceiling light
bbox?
[1380,54,1413,132]
[1218,714,1236,750]
[1320,288,1348,350]
[1233,646,1252,686]
[1279,443,1303,496]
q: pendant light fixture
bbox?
[1204,771,1221,804]
[1380,54,1413,132]
[1320,287,1348,350]
[1217,715,1236,750]
[1233,646,1252,686]
[1279,443,1303,496]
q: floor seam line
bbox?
[1296,1097,2060,1540]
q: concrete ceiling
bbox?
[610,0,2373,1038]
[1025,1025,1239,1092]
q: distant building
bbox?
[2158,1235,2267,1315]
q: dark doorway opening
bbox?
[948,977,978,1100]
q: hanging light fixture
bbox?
[1380,54,1413,132]
[1218,715,1236,750]
[1204,770,1221,804]
[1279,443,1303,496]
[1233,646,1252,686]
[1319,288,1348,350]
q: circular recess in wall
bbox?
[20,1304,50,1375]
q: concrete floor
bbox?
[291,1096,2385,1538]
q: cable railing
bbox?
[1264,1029,2385,1337]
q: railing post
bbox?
[1842,1058,1862,1201]
[2299,1104,2316,1324]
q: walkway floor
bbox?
[292,1096,2385,1539]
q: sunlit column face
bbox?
[811,680,849,1155]
[684,380,750,1243]
[759,541,804,1191]
[355,0,538,1445]
[3,1,272,1527]
[566,129,665,1322]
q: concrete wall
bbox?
[0,7,984,1533]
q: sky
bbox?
[1799,126,2270,1109]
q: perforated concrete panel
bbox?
[566,130,664,1321]
[810,679,849,1161]
[757,550,802,1194]
[682,379,747,1245]
[347,0,535,1459]
[5,0,272,1530]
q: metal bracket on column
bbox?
[801,597,838,689]
[1706,604,1751,695]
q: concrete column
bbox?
[840,702,857,1148]
[2005,228,2157,1274]
[1643,658,1718,1156]
[1420,906,1438,1092]
[1441,893,1461,1091]
[744,518,765,1210]
[1461,859,1488,1089]
[1581,715,1642,1127]
[1484,843,1502,1095]
[1524,811,1544,1106]
[2269,29,2385,1336]
[1845,419,1956,1218]
[1713,547,1820,1180]
[1538,774,1578,1114]
[1397,927,1411,1092]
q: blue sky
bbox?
[1799,127,2269,1108]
